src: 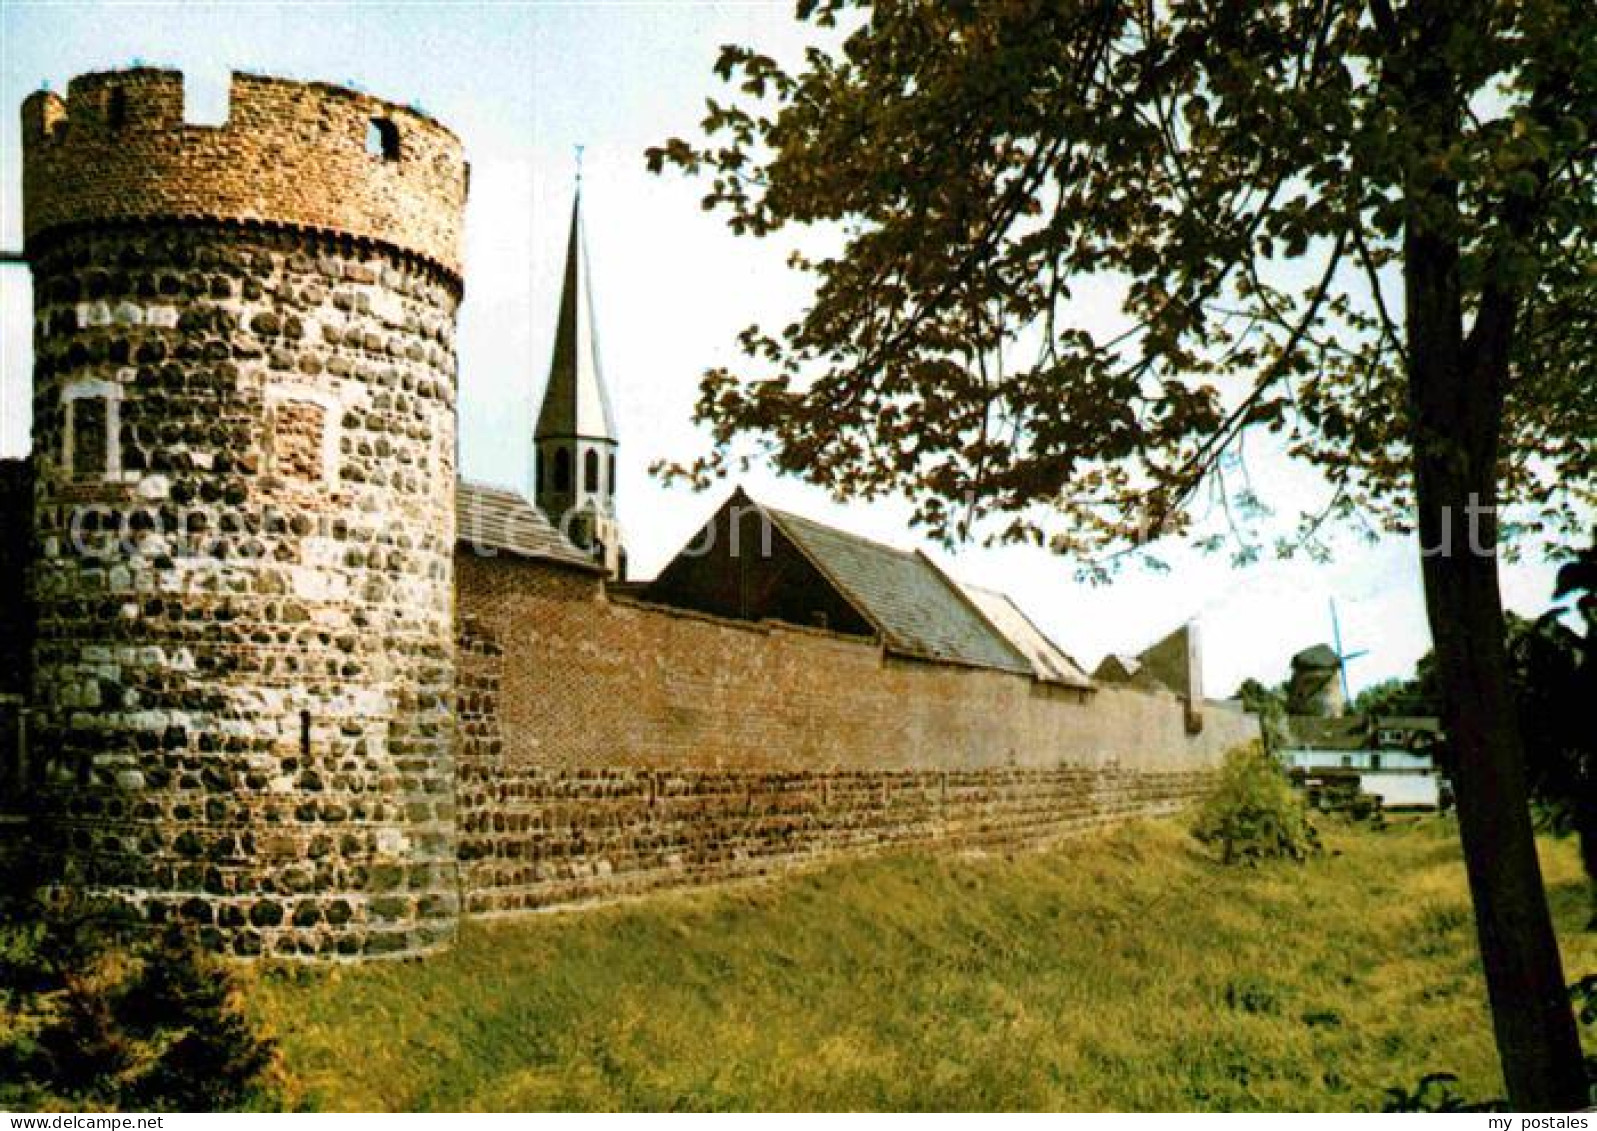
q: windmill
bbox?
[1328,599,1370,707]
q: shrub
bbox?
[1193,743,1321,865]
[0,883,280,1111]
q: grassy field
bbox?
[251,817,1597,1112]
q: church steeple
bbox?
[534,178,624,577]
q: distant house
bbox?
[1279,714,1446,809]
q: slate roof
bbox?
[762,505,1032,676]
[456,480,600,571]
[958,583,1094,689]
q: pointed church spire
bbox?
[536,184,618,445]
[534,175,624,578]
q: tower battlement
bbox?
[22,69,468,281]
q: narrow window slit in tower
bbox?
[367,118,401,162]
[300,710,312,758]
[106,87,127,132]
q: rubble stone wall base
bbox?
[459,764,1210,914]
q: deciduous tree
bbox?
[652,0,1596,1107]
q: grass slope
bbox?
[252,817,1596,1111]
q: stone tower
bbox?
[19,69,469,958]
[533,187,624,577]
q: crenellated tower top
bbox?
[21,68,470,283]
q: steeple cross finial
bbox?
[575,144,585,186]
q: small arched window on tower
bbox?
[584,449,600,494]
[105,87,127,132]
[553,448,571,493]
[608,454,617,496]
[367,117,401,162]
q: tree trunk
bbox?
[1412,475,1588,1109]
[1581,628,1597,929]
[1395,0,1588,1103]
[1406,175,1588,1116]
[1578,801,1597,931]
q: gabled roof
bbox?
[1134,621,1203,700]
[535,189,617,443]
[1093,654,1143,682]
[759,504,1032,676]
[958,583,1094,689]
[456,480,601,571]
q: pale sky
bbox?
[0,1,1573,698]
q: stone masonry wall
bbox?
[0,460,33,701]
[0,460,32,805]
[23,223,462,957]
[460,765,1212,914]
[455,552,1256,910]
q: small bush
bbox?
[0,894,280,1111]
[1193,743,1321,865]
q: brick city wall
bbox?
[455,552,1255,909]
[456,553,1256,773]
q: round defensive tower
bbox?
[20,69,469,958]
